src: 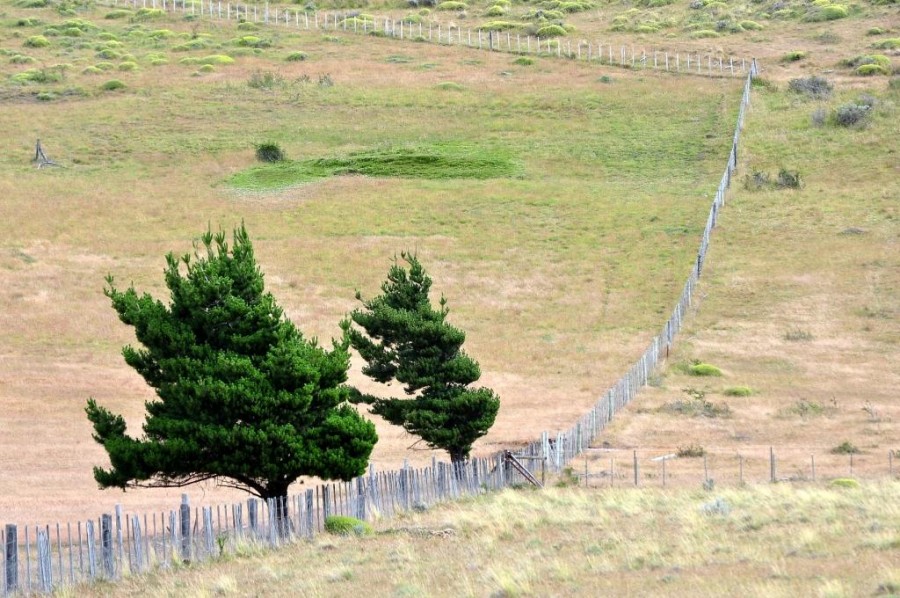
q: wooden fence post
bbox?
[769,447,776,483]
[131,516,144,574]
[247,498,258,538]
[100,515,114,578]
[5,524,17,592]
[37,528,52,593]
[633,450,639,486]
[179,495,191,562]
[305,490,314,537]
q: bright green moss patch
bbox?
[228,144,517,191]
[324,516,374,536]
[688,363,723,376]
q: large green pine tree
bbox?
[86,225,377,519]
[345,253,499,464]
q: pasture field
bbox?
[0,0,742,525]
[79,481,900,597]
[0,0,897,540]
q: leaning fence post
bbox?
[179,495,191,562]
[100,515,114,578]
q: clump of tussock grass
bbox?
[435,81,465,91]
[677,443,706,457]
[100,79,126,91]
[285,51,308,62]
[688,362,722,376]
[777,398,827,419]
[723,386,753,397]
[660,387,732,418]
[781,50,807,62]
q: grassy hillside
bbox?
[0,0,896,532]
[78,481,900,597]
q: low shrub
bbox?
[10,54,37,64]
[690,30,720,39]
[105,9,131,19]
[255,142,285,163]
[866,27,886,36]
[513,56,534,66]
[842,54,891,69]
[781,50,807,62]
[118,61,138,71]
[830,478,860,489]
[435,81,465,91]
[200,54,234,65]
[101,79,126,91]
[661,388,732,418]
[147,29,176,39]
[94,61,115,71]
[688,363,722,376]
[740,20,763,30]
[10,68,62,84]
[872,38,900,50]
[96,49,122,60]
[237,21,260,31]
[150,58,167,66]
[780,399,825,418]
[247,69,283,90]
[788,75,832,99]
[24,35,51,48]
[831,441,860,455]
[776,169,801,189]
[783,327,813,341]
[198,64,215,73]
[436,1,467,9]
[723,386,753,397]
[856,64,889,76]
[172,39,212,51]
[832,102,871,127]
[235,35,272,48]
[324,515,374,536]
[134,7,166,20]
[485,4,505,16]
[677,444,706,458]
[535,24,568,38]
[15,17,43,27]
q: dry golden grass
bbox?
[74,481,900,598]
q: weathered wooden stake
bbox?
[4,524,17,592]
[179,495,191,562]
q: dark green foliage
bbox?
[346,254,500,463]
[85,225,377,501]
[831,441,860,455]
[676,444,706,457]
[255,142,285,163]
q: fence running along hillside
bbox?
[3,42,760,597]
[108,0,753,78]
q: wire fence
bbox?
[3,26,849,598]
[107,0,753,78]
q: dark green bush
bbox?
[831,441,860,455]
[776,169,802,189]
[255,142,285,163]
[101,79,126,91]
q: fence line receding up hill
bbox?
[3,45,760,597]
[109,0,753,78]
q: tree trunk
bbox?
[449,448,468,479]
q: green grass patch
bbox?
[23,35,50,48]
[872,38,900,50]
[781,50,807,62]
[285,51,308,62]
[513,56,534,66]
[435,81,465,91]
[723,386,753,397]
[436,1,467,9]
[228,144,517,191]
[101,79,126,91]
[324,515,374,536]
[688,362,722,376]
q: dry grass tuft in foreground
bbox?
[78,480,900,598]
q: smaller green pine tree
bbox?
[345,253,499,464]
